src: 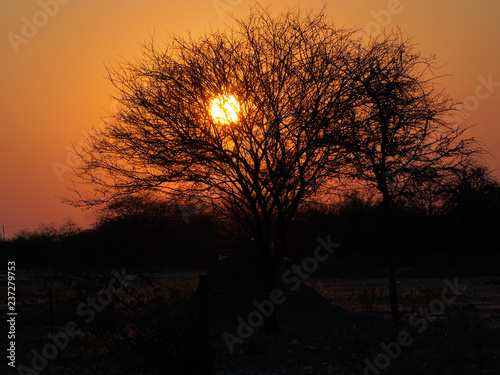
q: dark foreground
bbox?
[2,271,499,375]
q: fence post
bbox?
[198,274,214,373]
[199,274,208,339]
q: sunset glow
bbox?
[2,3,500,371]
[0,1,499,235]
[210,95,240,124]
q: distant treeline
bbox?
[1,166,499,277]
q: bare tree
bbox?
[67,7,359,332]
[341,31,482,326]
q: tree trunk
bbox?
[257,220,287,334]
[383,195,400,327]
[388,248,400,326]
[263,247,281,334]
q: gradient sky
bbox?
[1,0,499,237]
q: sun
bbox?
[210,94,240,124]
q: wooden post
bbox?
[199,274,208,340]
[198,274,214,373]
[47,275,54,375]
[49,276,54,335]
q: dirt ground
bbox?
[213,276,500,375]
[2,271,500,374]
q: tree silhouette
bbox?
[68,7,360,332]
[67,7,484,331]
[341,32,482,326]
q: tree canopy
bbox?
[69,8,362,245]
[67,8,483,305]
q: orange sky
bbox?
[1,0,499,237]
